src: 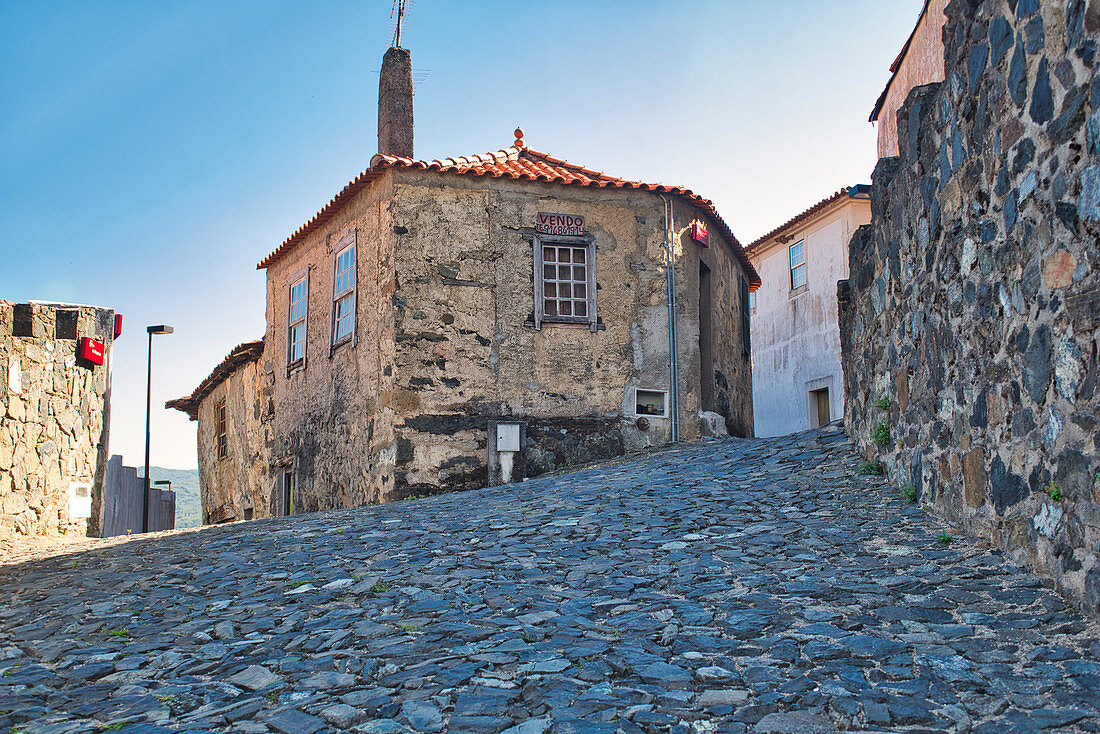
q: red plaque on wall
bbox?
[691,222,709,247]
[78,337,105,365]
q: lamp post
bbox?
[144,325,174,533]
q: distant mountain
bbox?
[138,466,201,528]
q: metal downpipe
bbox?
[663,197,680,442]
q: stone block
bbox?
[963,449,987,508]
[1044,251,1077,289]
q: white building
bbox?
[745,187,871,437]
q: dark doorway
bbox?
[699,261,714,413]
[810,387,830,427]
[282,471,294,516]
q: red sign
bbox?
[536,212,585,236]
[113,314,124,339]
[78,337,105,366]
[691,222,709,248]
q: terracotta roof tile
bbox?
[166,339,264,421]
[257,130,760,288]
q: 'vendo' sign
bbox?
[536,212,585,236]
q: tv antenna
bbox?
[391,0,411,48]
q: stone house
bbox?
[841,0,1100,615]
[166,340,270,525]
[870,0,949,158]
[168,44,760,520]
[745,187,871,437]
[1,300,117,537]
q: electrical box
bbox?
[68,482,92,519]
[496,423,521,452]
[78,337,105,365]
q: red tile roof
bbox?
[166,339,264,420]
[744,186,870,255]
[258,129,760,288]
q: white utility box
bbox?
[496,423,521,452]
[68,482,92,519]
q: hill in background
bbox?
[137,467,201,528]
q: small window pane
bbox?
[572,249,585,264]
[545,300,557,316]
[574,284,586,299]
[559,283,571,299]
[790,241,805,268]
[543,246,556,262]
[545,283,557,298]
[573,266,585,281]
[792,264,807,290]
[334,294,354,342]
[558,265,571,279]
[574,301,587,317]
[544,265,555,279]
[290,323,305,362]
[560,301,572,316]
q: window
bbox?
[789,240,807,290]
[332,238,356,348]
[214,398,227,461]
[288,276,307,367]
[748,290,756,310]
[635,389,669,418]
[532,233,598,330]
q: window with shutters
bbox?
[214,397,227,461]
[287,276,307,370]
[331,234,356,350]
[529,232,598,331]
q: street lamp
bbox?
[144,324,174,533]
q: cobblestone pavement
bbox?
[2,425,1098,734]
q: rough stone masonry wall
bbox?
[0,301,114,537]
[388,171,753,497]
[840,0,1100,615]
[264,172,397,513]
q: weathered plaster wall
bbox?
[387,172,753,496]
[0,301,114,537]
[194,357,274,523]
[750,199,871,436]
[877,0,949,158]
[264,172,397,513]
[841,0,1100,615]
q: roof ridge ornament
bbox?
[514,127,526,149]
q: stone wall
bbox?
[0,300,114,537]
[840,0,1100,615]
[386,172,753,498]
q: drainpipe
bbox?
[663,197,680,442]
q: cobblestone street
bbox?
[2,425,1098,733]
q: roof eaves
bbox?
[870,0,933,123]
[166,339,264,420]
[744,186,868,255]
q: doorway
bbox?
[698,261,714,412]
[810,387,830,428]
[281,471,294,516]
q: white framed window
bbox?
[634,388,669,418]
[287,276,308,369]
[748,290,756,310]
[532,233,598,331]
[789,240,807,290]
[332,235,356,349]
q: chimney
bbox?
[378,46,414,158]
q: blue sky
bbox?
[1,0,922,470]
